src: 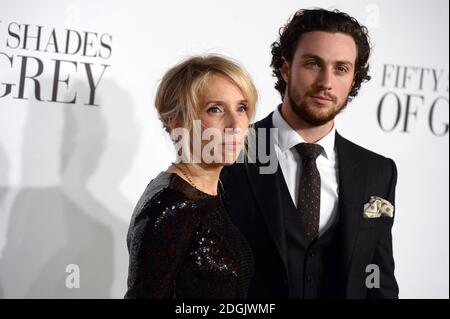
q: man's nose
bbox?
[316,67,333,90]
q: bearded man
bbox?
[221,8,399,299]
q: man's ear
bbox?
[350,79,356,92]
[280,57,290,83]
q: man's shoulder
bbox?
[221,162,248,182]
[252,112,274,129]
[336,132,396,170]
[336,132,389,160]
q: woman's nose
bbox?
[225,112,241,131]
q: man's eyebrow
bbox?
[301,54,322,60]
[335,60,354,68]
[300,54,354,68]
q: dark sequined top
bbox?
[125,171,254,299]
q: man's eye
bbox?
[336,66,349,73]
[305,61,320,68]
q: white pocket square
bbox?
[363,196,394,218]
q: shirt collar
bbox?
[272,105,336,160]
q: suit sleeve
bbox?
[368,158,399,298]
[125,201,197,299]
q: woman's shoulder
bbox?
[126,173,201,272]
[134,172,178,210]
[129,172,198,230]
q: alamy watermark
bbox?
[169,120,279,174]
[365,264,380,289]
[65,264,80,289]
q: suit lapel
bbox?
[243,119,368,279]
[335,133,367,280]
[244,113,288,269]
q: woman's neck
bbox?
[167,162,223,196]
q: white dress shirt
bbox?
[272,106,339,236]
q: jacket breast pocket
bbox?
[360,217,392,229]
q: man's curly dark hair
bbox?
[271,8,372,101]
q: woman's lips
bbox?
[222,142,241,151]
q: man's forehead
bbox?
[294,31,357,61]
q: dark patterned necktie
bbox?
[295,143,324,242]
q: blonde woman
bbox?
[125,55,257,298]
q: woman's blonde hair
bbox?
[155,54,257,134]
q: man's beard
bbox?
[287,80,349,126]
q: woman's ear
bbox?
[163,114,177,133]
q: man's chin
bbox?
[306,113,337,126]
[294,106,337,126]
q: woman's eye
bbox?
[238,104,248,112]
[207,105,222,113]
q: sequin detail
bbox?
[125,172,253,299]
[154,201,188,228]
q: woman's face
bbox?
[197,74,250,165]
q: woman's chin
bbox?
[222,152,243,165]
[203,147,244,166]
[222,160,236,166]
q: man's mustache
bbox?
[305,90,338,103]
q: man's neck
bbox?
[280,101,334,143]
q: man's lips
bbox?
[310,95,333,101]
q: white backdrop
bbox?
[0,0,448,299]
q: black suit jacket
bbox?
[221,112,399,299]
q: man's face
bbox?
[281,31,357,126]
